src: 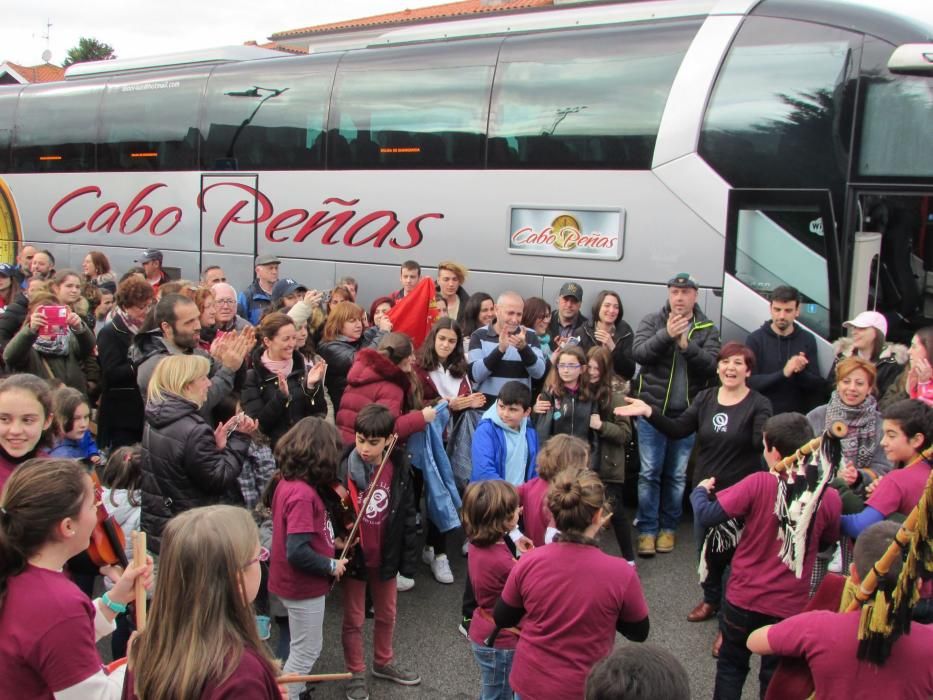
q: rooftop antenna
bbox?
[41,19,52,63]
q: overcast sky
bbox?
[2,1,442,66]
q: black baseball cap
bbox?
[558,281,583,301]
[667,273,697,289]
[272,278,306,303]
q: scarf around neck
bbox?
[824,391,878,468]
[33,330,70,357]
[261,350,293,378]
[115,307,141,336]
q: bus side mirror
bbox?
[887,43,933,75]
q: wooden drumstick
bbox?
[132,530,147,631]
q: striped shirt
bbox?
[468,324,547,403]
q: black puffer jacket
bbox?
[632,303,720,417]
[140,393,249,552]
[97,313,144,448]
[318,329,383,410]
[0,292,28,352]
[241,347,326,447]
[575,320,637,380]
[335,445,419,582]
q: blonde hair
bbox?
[147,354,210,405]
[129,505,278,698]
[536,434,590,481]
[437,261,468,283]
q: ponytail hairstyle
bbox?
[0,373,57,451]
[546,468,608,536]
[377,332,423,410]
[99,444,144,508]
[544,344,591,400]
[536,434,590,482]
[129,505,278,698]
[0,458,89,610]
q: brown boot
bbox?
[687,601,719,622]
[712,630,723,658]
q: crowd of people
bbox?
[0,244,931,700]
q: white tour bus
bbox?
[0,0,930,366]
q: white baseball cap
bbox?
[843,311,887,337]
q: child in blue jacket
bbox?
[50,386,101,464]
[471,381,538,485]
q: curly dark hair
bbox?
[262,417,340,508]
[116,276,155,310]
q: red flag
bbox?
[385,277,440,348]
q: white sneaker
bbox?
[430,554,454,584]
[461,540,469,557]
[421,546,435,566]
[828,545,843,573]
[396,573,415,592]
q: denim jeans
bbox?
[280,594,326,700]
[471,641,515,700]
[714,600,780,700]
[635,418,695,535]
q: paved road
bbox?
[289,509,760,700]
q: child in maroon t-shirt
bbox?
[462,479,522,700]
[265,417,348,700]
[336,404,421,700]
[749,521,933,700]
[518,434,590,546]
[690,413,842,700]
[495,469,649,700]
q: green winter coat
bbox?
[594,380,633,483]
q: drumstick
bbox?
[278,672,353,684]
[132,530,147,631]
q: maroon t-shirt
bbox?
[355,461,393,570]
[767,610,933,699]
[269,478,335,600]
[867,459,931,517]
[0,565,103,698]
[501,542,649,700]
[717,471,842,619]
[517,477,550,547]
[468,541,519,650]
[122,647,280,699]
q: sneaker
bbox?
[396,573,415,592]
[372,662,421,686]
[255,614,271,641]
[458,616,471,638]
[421,546,435,566]
[828,545,843,573]
[637,534,656,558]
[345,672,369,700]
[656,530,675,553]
[430,554,454,584]
[461,540,469,557]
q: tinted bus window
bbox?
[98,71,207,171]
[488,21,699,170]
[699,18,860,192]
[329,40,498,169]
[857,38,933,179]
[202,56,337,171]
[0,88,21,173]
[12,82,103,173]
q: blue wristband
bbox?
[101,591,128,614]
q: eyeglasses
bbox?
[246,546,270,567]
[538,311,552,320]
[557,363,582,370]
[215,299,237,306]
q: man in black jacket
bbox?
[547,281,588,350]
[632,273,720,557]
[745,285,823,414]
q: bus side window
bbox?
[201,56,336,172]
[11,82,102,173]
[488,21,699,170]
[328,39,498,170]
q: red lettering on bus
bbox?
[151,207,182,237]
[120,184,168,234]
[49,186,102,234]
[266,209,309,242]
[398,212,443,249]
[87,202,121,233]
[293,198,359,245]
[342,211,399,247]
[198,182,273,247]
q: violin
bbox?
[87,470,129,569]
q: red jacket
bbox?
[336,349,427,446]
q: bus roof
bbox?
[63,45,289,80]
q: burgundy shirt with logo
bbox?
[270,478,335,600]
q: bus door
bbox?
[720,188,840,372]
[199,172,259,285]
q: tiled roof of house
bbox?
[243,41,309,55]
[1,61,66,83]
[271,0,554,39]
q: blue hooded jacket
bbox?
[470,404,538,484]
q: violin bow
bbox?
[337,433,399,564]
[132,530,147,631]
